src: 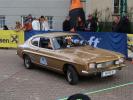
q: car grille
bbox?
[102,61,114,67]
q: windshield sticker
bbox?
[40,57,47,65]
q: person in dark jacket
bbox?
[112,16,121,32]
[76,16,85,31]
[85,14,97,32]
[63,16,71,31]
[119,16,131,33]
[3,25,9,30]
[112,16,131,33]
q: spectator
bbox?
[62,16,71,31]
[112,16,121,32]
[32,18,40,30]
[15,21,23,32]
[39,16,50,31]
[3,25,9,30]
[95,17,100,32]
[43,17,50,31]
[26,14,33,22]
[119,16,131,33]
[112,15,131,33]
[76,16,85,31]
[23,21,32,31]
[39,16,44,30]
[85,14,97,32]
[23,14,33,31]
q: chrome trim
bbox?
[34,62,63,72]
[82,70,89,74]
[23,50,73,63]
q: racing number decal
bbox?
[40,57,47,65]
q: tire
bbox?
[66,66,79,85]
[67,93,91,100]
[24,55,32,69]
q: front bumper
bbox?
[80,64,127,76]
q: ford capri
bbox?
[17,32,126,85]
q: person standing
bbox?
[3,25,9,30]
[112,16,121,32]
[32,18,40,31]
[15,21,23,32]
[39,16,49,31]
[23,14,33,31]
[112,15,131,33]
[85,14,97,32]
[69,0,85,32]
[76,16,85,31]
[119,16,131,33]
[43,17,50,31]
[62,16,71,31]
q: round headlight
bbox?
[119,58,124,63]
[115,60,120,65]
[97,64,103,68]
[89,63,96,69]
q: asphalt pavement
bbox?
[0,49,132,100]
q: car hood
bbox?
[57,46,123,63]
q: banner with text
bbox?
[78,32,127,57]
[25,31,127,57]
[0,30,24,48]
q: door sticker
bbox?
[40,57,47,65]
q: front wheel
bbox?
[24,55,32,69]
[66,66,79,85]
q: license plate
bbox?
[101,70,116,77]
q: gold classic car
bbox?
[17,32,126,85]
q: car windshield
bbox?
[52,34,89,50]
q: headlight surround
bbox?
[115,60,120,65]
[89,63,96,69]
[119,57,124,63]
[97,64,103,68]
[115,58,124,65]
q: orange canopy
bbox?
[70,0,83,10]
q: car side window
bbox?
[39,38,53,49]
[31,37,40,47]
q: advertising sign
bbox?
[127,34,133,58]
[0,30,24,48]
[25,31,127,57]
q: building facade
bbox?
[0,0,70,30]
[86,0,133,22]
[0,0,132,30]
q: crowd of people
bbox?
[63,14,100,32]
[4,14,49,32]
[15,14,50,32]
[62,0,99,33]
[2,14,131,33]
[112,15,131,33]
[63,14,131,33]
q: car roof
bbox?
[32,32,78,38]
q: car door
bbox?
[37,37,58,69]
[29,37,40,64]
[32,37,64,72]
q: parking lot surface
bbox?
[0,49,132,100]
